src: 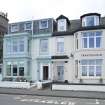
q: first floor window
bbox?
[19,40,24,52]
[83,38,87,48]
[6,39,11,53]
[82,31,102,48]
[80,59,102,77]
[89,37,94,48]
[5,38,25,55]
[40,39,48,53]
[13,40,18,52]
[57,37,64,53]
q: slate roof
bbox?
[52,15,105,36]
[80,13,101,19]
[56,15,70,25]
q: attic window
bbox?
[24,22,32,30]
[11,24,19,32]
[39,20,48,29]
[82,15,100,27]
[58,19,66,31]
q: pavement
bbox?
[0,87,105,99]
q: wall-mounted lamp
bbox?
[70,53,74,57]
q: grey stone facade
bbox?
[0,12,8,63]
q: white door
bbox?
[57,66,64,81]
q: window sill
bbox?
[80,76,102,79]
[75,48,105,52]
[56,52,65,55]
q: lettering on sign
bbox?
[81,54,102,57]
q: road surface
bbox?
[0,94,105,105]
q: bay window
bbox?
[6,61,25,77]
[13,65,17,76]
[6,39,11,53]
[19,67,24,76]
[82,15,100,27]
[80,59,102,77]
[13,40,18,52]
[82,31,102,48]
[19,62,24,76]
[19,40,24,52]
[6,38,25,54]
[6,63,11,76]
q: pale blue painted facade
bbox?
[3,33,31,81]
[3,18,54,81]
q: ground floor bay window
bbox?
[6,63,11,76]
[6,62,25,77]
[80,59,103,77]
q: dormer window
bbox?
[24,22,32,30]
[39,20,48,29]
[81,13,100,27]
[56,15,70,32]
[58,19,66,31]
[11,24,19,32]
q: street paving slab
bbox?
[1,87,105,99]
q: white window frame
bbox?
[11,24,19,32]
[56,37,64,53]
[39,20,48,29]
[12,39,18,53]
[82,15,99,27]
[6,62,12,76]
[75,33,78,50]
[19,62,24,76]
[19,39,25,52]
[6,37,25,55]
[80,59,102,78]
[24,22,32,30]
[6,39,11,54]
[6,61,25,77]
[82,31,102,49]
[40,38,48,54]
[58,19,66,31]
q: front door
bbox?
[43,66,49,80]
[57,66,64,81]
